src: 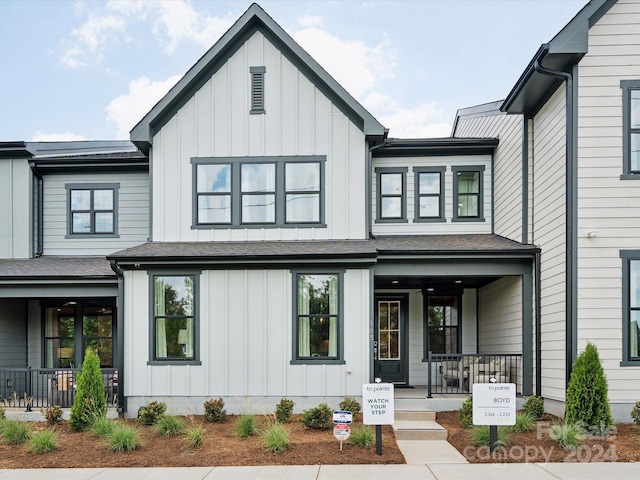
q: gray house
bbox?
[2,0,636,420]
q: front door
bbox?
[374,296,408,384]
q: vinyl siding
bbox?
[576,0,640,402]
[42,172,150,256]
[371,155,493,236]
[152,30,366,242]
[454,111,525,242]
[532,86,567,402]
[0,159,31,259]
[0,299,27,368]
[123,268,370,415]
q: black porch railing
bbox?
[427,352,522,398]
[0,367,118,411]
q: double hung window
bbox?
[452,166,484,221]
[376,167,407,222]
[621,251,640,364]
[425,295,459,355]
[414,167,445,222]
[66,183,118,235]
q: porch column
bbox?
[522,272,533,396]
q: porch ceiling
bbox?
[375,275,500,290]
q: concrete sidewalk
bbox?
[2,463,640,479]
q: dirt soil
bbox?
[0,415,404,468]
[437,411,640,463]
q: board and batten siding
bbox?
[454,111,526,242]
[532,86,568,402]
[371,155,492,236]
[477,277,522,354]
[123,268,370,415]
[576,0,640,403]
[151,30,366,243]
[0,299,27,367]
[0,159,31,259]
[41,172,150,256]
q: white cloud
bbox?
[60,13,126,68]
[31,131,88,142]
[106,75,182,138]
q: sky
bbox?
[0,0,589,142]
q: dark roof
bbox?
[130,3,386,153]
[451,101,505,137]
[374,138,498,157]
[31,150,148,173]
[501,0,615,114]
[375,234,539,255]
[0,256,116,279]
[0,141,32,159]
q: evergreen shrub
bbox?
[69,349,106,431]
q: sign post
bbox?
[362,382,395,455]
[332,410,353,451]
[472,382,516,452]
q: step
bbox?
[392,420,448,441]
[395,410,436,421]
[394,398,430,410]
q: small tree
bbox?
[69,349,106,431]
[565,342,614,434]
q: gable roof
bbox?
[130,3,386,154]
[501,0,616,114]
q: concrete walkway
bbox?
[2,463,640,479]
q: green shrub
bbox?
[565,343,614,435]
[1,420,32,444]
[235,414,256,438]
[275,398,295,423]
[506,412,536,433]
[458,397,473,429]
[338,397,362,420]
[137,401,167,425]
[155,414,185,437]
[349,425,375,447]
[28,430,59,454]
[549,423,586,451]
[92,416,117,437]
[471,425,511,447]
[260,421,290,453]
[41,405,63,427]
[0,406,5,420]
[523,395,544,420]
[300,403,332,429]
[204,398,226,423]
[69,349,107,431]
[630,401,640,427]
[185,424,205,448]
[107,423,142,452]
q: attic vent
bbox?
[250,66,266,114]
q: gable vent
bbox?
[250,66,266,114]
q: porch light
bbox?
[454,280,462,284]
[427,287,435,292]
[391,280,399,284]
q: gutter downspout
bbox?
[535,251,542,397]
[29,162,43,257]
[534,49,577,388]
[110,260,126,415]
[367,132,389,239]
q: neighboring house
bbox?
[453,0,640,420]
[1,0,636,421]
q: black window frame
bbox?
[620,250,640,365]
[148,271,201,365]
[250,66,266,114]
[621,80,640,179]
[423,293,462,358]
[192,156,326,229]
[413,166,446,223]
[375,167,408,223]
[452,166,485,222]
[65,183,119,237]
[290,270,345,365]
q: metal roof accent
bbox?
[0,141,32,159]
[374,137,498,157]
[130,3,386,153]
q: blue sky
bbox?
[0,0,587,142]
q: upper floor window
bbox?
[250,66,266,114]
[66,183,119,236]
[292,272,344,364]
[621,80,640,178]
[452,166,484,222]
[621,251,640,364]
[150,273,200,364]
[192,156,325,228]
[414,167,445,222]
[376,167,407,223]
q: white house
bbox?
[1,1,637,421]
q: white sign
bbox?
[333,423,351,441]
[362,383,395,425]
[333,411,353,424]
[472,383,516,426]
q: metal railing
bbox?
[0,367,118,411]
[426,352,522,398]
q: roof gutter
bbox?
[533,48,577,387]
